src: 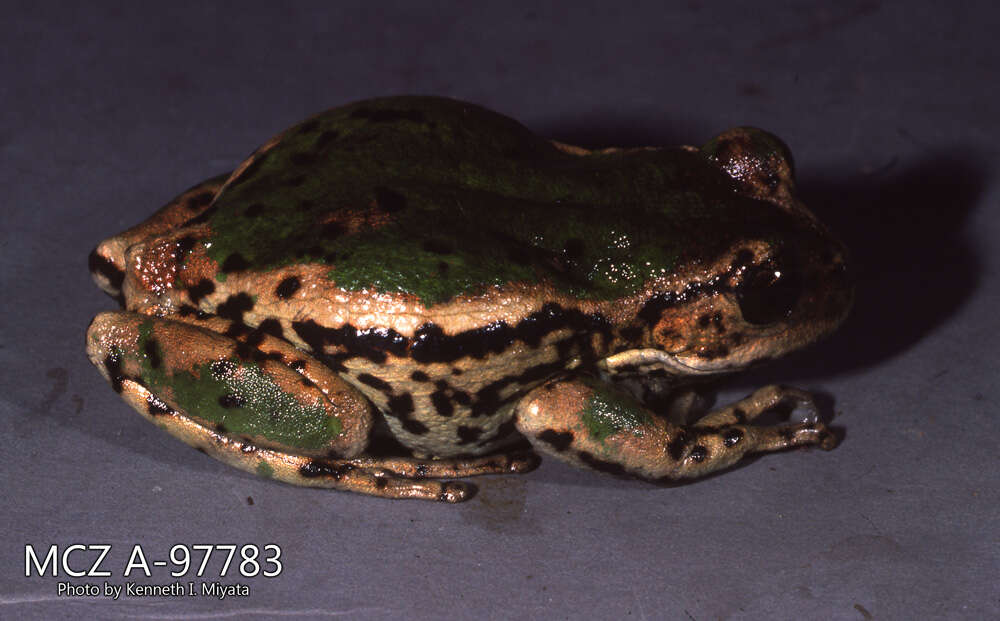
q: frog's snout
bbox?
[89,240,126,304]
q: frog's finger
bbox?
[113,377,471,502]
[694,384,819,427]
[514,376,835,482]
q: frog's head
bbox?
[626,128,853,375]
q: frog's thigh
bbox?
[87,312,533,502]
[514,376,836,481]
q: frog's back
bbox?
[198,96,789,307]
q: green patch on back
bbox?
[137,321,341,450]
[580,378,653,442]
[201,96,785,305]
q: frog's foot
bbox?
[514,376,836,481]
[694,384,822,427]
[343,452,540,479]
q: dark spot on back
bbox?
[275,276,300,299]
[322,222,346,239]
[290,152,316,166]
[375,187,407,213]
[563,238,586,260]
[221,253,250,272]
[315,130,339,149]
[244,203,266,217]
[690,445,708,462]
[422,239,453,254]
[410,370,430,382]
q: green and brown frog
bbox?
[87,96,852,502]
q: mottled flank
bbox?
[200,96,804,305]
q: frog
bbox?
[86,96,852,502]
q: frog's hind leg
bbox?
[513,375,836,482]
[87,311,533,502]
[113,377,476,502]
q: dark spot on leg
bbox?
[732,407,747,423]
[103,354,124,393]
[275,276,301,299]
[537,429,574,452]
[668,430,689,461]
[210,360,237,379]
[146,395,171,416]
[219,393,245,408]
[410,370,430,382]
[690,445,708,462]
[723,428,743,447]
[299,460,355,480]
[143,338,162,369]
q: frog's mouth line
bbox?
[602,348,727,376]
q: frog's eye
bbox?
[736,257,801,325]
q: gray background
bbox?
[3,2,997,619]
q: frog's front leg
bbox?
[85,312,497,501]
[514,375,836,481]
